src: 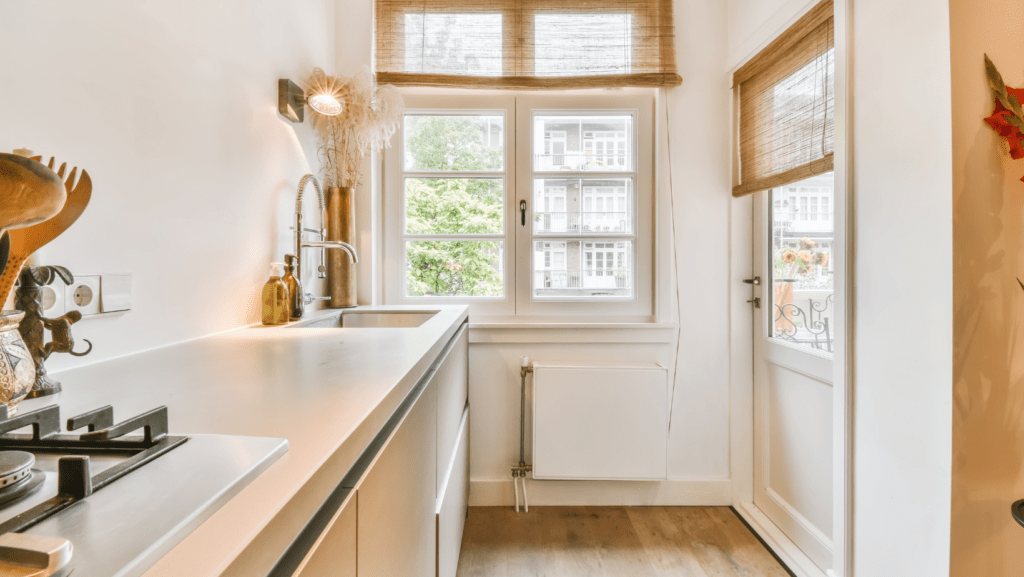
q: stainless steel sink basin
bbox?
[290,310,438,329]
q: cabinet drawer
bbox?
[355,379,438,577]
[292,492,356,577]
[436,405,469,577]
[436,324,468,495]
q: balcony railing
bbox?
[773,293,834,352]
[535,153,630,172]
[534,211,629,234]
[773,211,834,233]
[535,268,630,289]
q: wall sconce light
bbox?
[278,78,345,123]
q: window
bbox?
[399,112,508,299]
[770,173,834,352]
[385,94,653,317]
[402,13,503,76]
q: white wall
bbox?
[851,2,953,575]
[0,0,336,370]
[333,0,378,305]
[467,0,733,505]
[727,0,814,69]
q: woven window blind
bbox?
[732,0,834,197]
[375,0,682,89]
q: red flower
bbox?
[984,86,1024,165]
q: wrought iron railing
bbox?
[773,293,834,352]
[536,268,630,289]
[534,153,630,171]
[534,211,629,233]
[773,211,834,234]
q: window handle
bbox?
[520,200,527,227]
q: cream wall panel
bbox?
[949,0,1024,574]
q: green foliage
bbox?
[404,116,504,297]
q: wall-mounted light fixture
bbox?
[278,78,345,123]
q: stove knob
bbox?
[0,533,72,576]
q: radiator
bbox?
[531,361,669,480]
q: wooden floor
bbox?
[456,506,791,577]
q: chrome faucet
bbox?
[293,174,359,305]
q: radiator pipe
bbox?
[513,356,533,512]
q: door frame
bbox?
[727,0,852,576]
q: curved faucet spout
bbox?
[302,240,359,263]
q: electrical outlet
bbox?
[65,275,101,316]
[40,282,66,318]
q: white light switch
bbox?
[99,274,132,313]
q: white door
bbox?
[752,174,835,574]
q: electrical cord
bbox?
[663,88,684,432]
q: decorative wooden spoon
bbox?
[0,153,66,258]
[0,159,92,305]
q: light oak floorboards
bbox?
[457,506,791,577]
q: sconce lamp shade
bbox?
[278,77,346,122]
[308,93,344,116]
[278,79,304,123]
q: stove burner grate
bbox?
[0,403,187,535]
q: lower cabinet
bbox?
[292,492,357,577]
[291,323,469,577]
[355,379,438,577]
[436,406,469,577]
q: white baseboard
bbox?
[734,502,828,577]
[469,478,732,507]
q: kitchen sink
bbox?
[289,310,438,329]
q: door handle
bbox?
[747,297,761,308]
[520,200,527,227]
[743,277,760,285]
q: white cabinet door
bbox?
[293,492,357,577]
[355,379,438,577]
[436,406,469,577]
[436,324,468,494]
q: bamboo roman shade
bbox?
[375,0,682,89]
[732,0,834,197]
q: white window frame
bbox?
[384,95,516,315]
[384,93,653,318]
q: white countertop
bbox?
[16,304,469,576]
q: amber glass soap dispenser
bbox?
[283,254,303,320]
[262,262,290,326]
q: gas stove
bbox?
[0,402,287,577]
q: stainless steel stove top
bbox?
[0,404,287,577]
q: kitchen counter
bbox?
[15,304,469,576]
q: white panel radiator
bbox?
[532,361,669,480]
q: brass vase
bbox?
[326,186,357,308]
[0,311,37,414]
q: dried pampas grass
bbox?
[307,67,404,188]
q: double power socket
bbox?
[4,273,132,318]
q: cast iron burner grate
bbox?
[0,403,188,535]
